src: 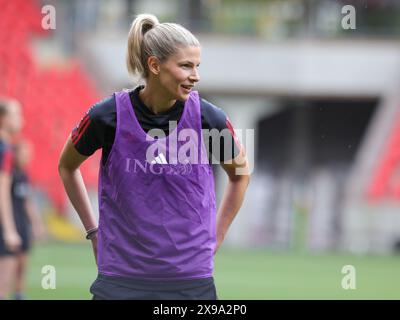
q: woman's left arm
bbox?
[215,146,250,253]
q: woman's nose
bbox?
[190,68,200,83]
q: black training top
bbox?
[11,168,31,240]
[71,85,241,165]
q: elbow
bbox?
[58,159,71,178]
[57,161,65,178]
[230,172,251,186]
[57,156,65,176]
[58,159,80,179]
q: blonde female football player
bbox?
[59,14,250,300]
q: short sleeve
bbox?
[71,95,115,156]
[200,98,241,163]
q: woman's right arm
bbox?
[58,135,98,261]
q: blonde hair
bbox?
[126,13,200,79]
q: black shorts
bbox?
[90,274,218,300]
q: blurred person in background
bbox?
[0,98,23,299]
[11,140,45,300]
[59,14,250,300]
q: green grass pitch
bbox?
[22,243,400,299]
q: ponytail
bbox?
[126,14,159,78]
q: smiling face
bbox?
[157,45,201,101]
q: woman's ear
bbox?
[147,56,161,75]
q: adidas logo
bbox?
[151,153,168,165]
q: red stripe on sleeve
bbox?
[71,113,90,144]
[77,114,90,133]
[72,119,91,145]
[225,117,241,151]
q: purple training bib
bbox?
[96,90,217,280]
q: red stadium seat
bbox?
[0,0,100,211]
[368,112,400,201]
